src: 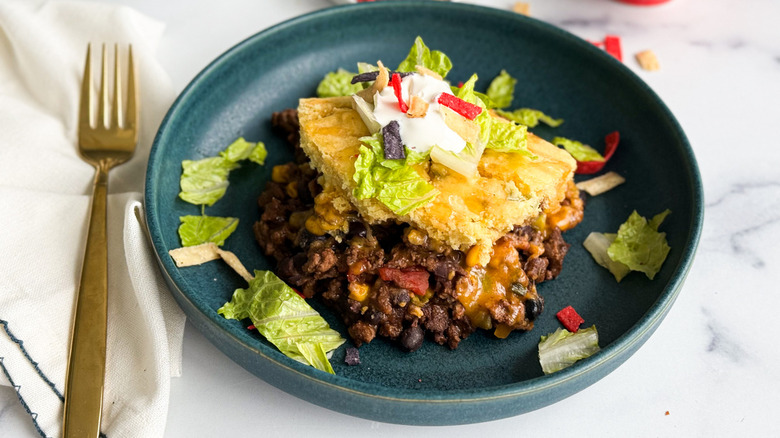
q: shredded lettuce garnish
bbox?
[396,36,452,78]
[179,137,267,206]
[218,270,345,374]
[538,326,600,374]
[352,132,438,215]
[486,119,535,158]
[585,210,672,281]
[583,232,631,282]
[178,137,266,247]
[607,210,672,280]
[497,108,564,128]
[316,68,364,98]
[486,69,517,109]
[552,136,604,162]
[178,215,239,247]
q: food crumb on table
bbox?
[512,2,530,16]
[636,49,661,71]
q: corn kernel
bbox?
[348,282,370,302]
[271,165,291,183]
[408,305,424,318]
[285,182,298,198]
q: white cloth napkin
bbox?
[0,1,186,437]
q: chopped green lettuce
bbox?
[607,210,672,280]
[376,166,440,215]
[178,156,238,206]
[496,108,564,128]
[396,36,452,78]
[218,270,345,374]
[352,133,438,214]
[485,119,535,158]
[178,215,239,247]
[486,70,517,109]
[179,137,266,206]
[553,136,604,162]
[583,232,631,282]
[316,68,363,98]
[538,326,600,374]
[248,142,268,165]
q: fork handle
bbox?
[63,164,109,438]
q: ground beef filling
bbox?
[253,110,581,352]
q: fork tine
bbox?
[97,44,109,129]
[126,45,138,133]
[79,44,93,131]
[111,44,122,129]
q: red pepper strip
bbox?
[390,73,408,113]
[604,35,623,61]
[379,267,429,296]
[437,93,483,120]
[556,305,584,333]
[575,131,620,174]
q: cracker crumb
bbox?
[512,2,530,16]
[636,50,660,71]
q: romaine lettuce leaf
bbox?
[553,136,604,162]
[376,166,440,216]
[178,156,238,206]
[218,270,345,374]
[583,232,631,282]
[486,69,517,109]
[248,142,268,165]
[179,137,266,206]
[485,118,535,158]
[538,326,600,374]
[178,215,239,247]
[352,133,437,214]
[316,68,363,98]
[607,210,672,280]
[396,36,452,78]
[496,108,564,128]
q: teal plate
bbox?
[145,2,702,425]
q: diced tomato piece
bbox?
[575,131,620,174]
[379,267,429,296]
[437,93,483,120]
[556,305,585,332]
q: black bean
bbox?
[399,326,424,352]
[391,289,410,306]
[347,221,367,238]
[524,297,544,321]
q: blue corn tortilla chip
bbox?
[345,347,361,366]
[351,70,413,84]
[382,120,405,160]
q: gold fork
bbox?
[63,43,138,438]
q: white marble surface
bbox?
[3,0,779,436]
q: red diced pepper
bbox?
[457,81,464,88]
[379,267,429,296]
[247,324,256,330]
[589,39,604,48]
[556,305,584,332]
[604,35,623,61]
[575,131,620,174]
[437,93,483,120]
[390,73,408,113]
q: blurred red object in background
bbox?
[616,0,671,5]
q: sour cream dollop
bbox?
[372,74,466,154]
